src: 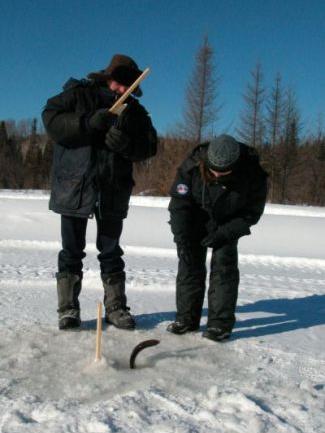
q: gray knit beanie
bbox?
[206,134,240,172]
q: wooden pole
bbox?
[109,67,150,114]
[95,302,103,362]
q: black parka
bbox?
[169,143,268,244]
[42,78,157,219]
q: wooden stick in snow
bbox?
[95,302,103,362]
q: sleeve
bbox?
[168,165,196,244]
[42,89,92,148]
[105,101,157,161]
[218,162,268,242]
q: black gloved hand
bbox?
[105,126,130,152]
[86,109,116,132]
[224,218,251,240]
[177,243,193,266]
[201,230,227,249]
[115,100,148,136]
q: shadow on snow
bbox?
[233,294,325,340]
[135,295,325,340]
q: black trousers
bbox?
[58,210,124,275]
[175,241,239,331]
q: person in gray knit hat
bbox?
[167,134,268,341]
[206,134,240,172]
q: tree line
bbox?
[0,119,53,190]
[1,38,324,205]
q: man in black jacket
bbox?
[42,54,157,330]
[167,134,267,341]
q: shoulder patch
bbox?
[176,183,189,195]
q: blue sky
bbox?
[0,0,324,135]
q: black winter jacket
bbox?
[169,143,268,245]
[42,78,157,219]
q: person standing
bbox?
[42,54,157,330]
[167,134,267,341]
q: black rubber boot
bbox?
[102,272,135,330]
[202,327,231,342]
[166,321,199,334]
[56,272,82,330]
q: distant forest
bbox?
[1,38,325,205]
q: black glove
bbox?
[201,230,228,249]
[85,109,116,132]
[105,126,130,152]
[115,100,148,136]
[223,218,251,240]
[177,243,193,266]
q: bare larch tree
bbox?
[181,36,220,145]
[277,88,301,203]
[237,63,265,147]
[266,73,285,201]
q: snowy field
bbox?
[0,190,324,433]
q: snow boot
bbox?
[56,271,82,330]
[202,327,231,342]
[166,321,200,334]
[102,271,135,330]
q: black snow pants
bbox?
[58,209,125,276]
[175,240,239,331]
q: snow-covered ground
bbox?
[0,190,324,433]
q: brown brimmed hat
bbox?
[88,54,143,97]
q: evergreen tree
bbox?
[0,121,22,188]
[318,138,325,162]
[23,119,43,189]
[0,120,8,145]
[41,138,54,188]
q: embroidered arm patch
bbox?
[176,183,189,195]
